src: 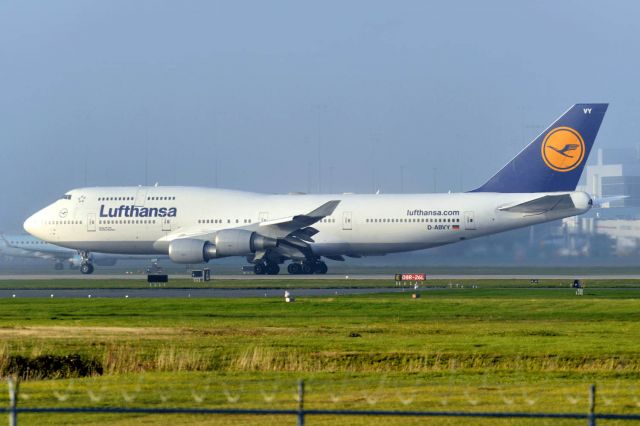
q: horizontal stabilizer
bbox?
[498,194,575,214]
[592,195,629,208]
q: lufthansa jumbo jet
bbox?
[24,104,607,275]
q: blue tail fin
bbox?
[472,104,608,193]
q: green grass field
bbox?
[1,281,640,425]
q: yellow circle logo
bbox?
[541,127,585,172]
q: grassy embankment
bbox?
[1,285,639,425]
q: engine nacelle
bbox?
[214,229,277,257]
[68,255,83,268]
[168,231,277,263]
[168,238,217,263]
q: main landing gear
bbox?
[252,260,328,275]
[79,251,95,275]
[287,261,328,275]
[253,262,280,275]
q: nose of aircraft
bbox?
[23,212,41,237]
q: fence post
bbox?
[297,379,305,426]
[7,377,18,426]
[588,383,596,426]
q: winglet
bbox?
[256,200,341,239]
[305,200,341,218]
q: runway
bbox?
[2,274,640,280]
[0,287,411,299]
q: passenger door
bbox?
[87,213,96,232]
[342,211,353,230]
[134,188,147,206]
[464,211,476,230]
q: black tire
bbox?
[301,262,313,274]
[287,263,302,275]
[266,263,280,275]
[80,263,94,275]
[254,263,266,275]
[315,262,328,274]
[54,262,64,271]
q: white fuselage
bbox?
[0,235,73,260]
[24,186,592,258]
[0,233,164,266]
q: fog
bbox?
[1,0,639,231]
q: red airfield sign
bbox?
[395,273,426,281]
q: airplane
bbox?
[23,104,607,275]
[0,233,165,273]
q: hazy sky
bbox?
[1,0,639,230]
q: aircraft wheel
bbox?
[301,262,313,274]
[314,262,328,274]
[254,263,266,275]
[287,263,302,275]
[266,263,280,275]
[80,263,94,275]
[54,262,64,271]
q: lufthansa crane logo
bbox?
[541,126,585,172]
[59,208,68,218]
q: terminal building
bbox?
[561,147,640,257]
[577,147,640,208]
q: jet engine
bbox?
[168,230,277,263]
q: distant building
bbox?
[556,147,640,256]
[577,147,640,208]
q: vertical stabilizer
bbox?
[473,104,608,193]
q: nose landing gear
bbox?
[80,263,94,274]
[78,251,95,275]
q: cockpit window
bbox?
[62,195,72,200]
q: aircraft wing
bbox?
[161,200,341,242]
[256,200,341,239]
[498,194,575,214]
